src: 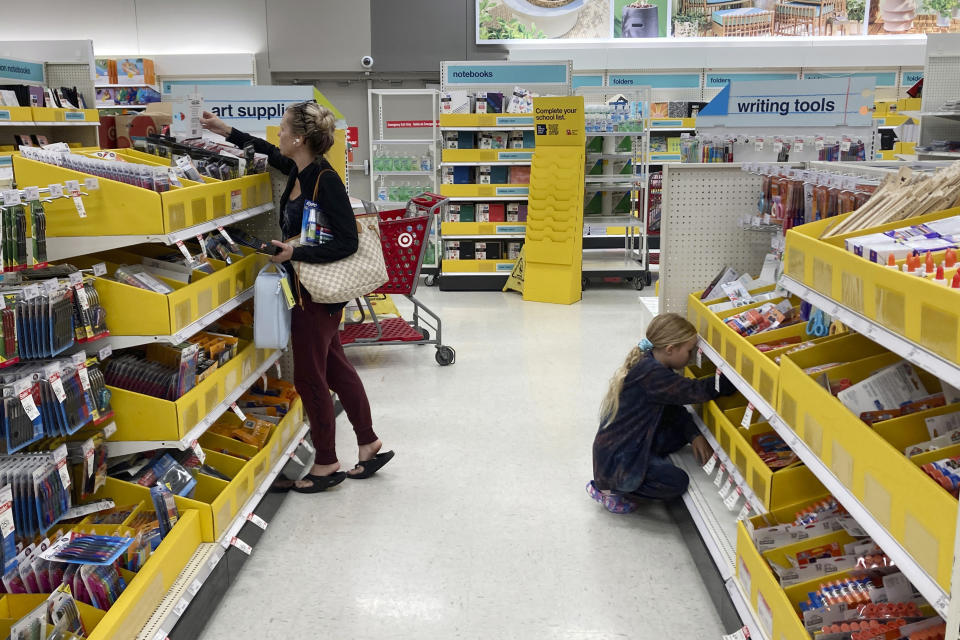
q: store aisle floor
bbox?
[201,287,725,640]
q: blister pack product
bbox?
[112,265,174,294]
[80,563,126,610]
[40,532,134,566]
[150,483,179,539]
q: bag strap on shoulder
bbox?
[311,168,335,201]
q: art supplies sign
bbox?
[168,85,314,136]
[697,78,876,128]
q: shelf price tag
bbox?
[22,284,40,301]
[696,348,703,369]
[172,598,189,617]
[702,453,718,476]
[1,190,21,206]
[77,363,91,392]
[229,536,252,555]
[53,444,71,490]
[722,626,751,640]
[754,138,764,152]
[98,345,112,361]
[724,486,742,511]
[217,225,237,248]
[73,195,86,218]
[92,263,107,277]
[83,177,99,191]
[247,513,268,530]
[714,464,726,488]
[81,438,95,478]
[64,180,80,193]
[197,235,207,257]
[741,404,755,428]
[68,272,83,286]
[191,440,206,464]
[103,422,117,439]
[840,139,851,152]
[175,240,193,263]
[773,140,783,154]
[189,580,203,596]
[715,370,722,393]
[153,631,168,640]
[23,187,39,202]
[230,403,247,421]
[719,476,735,499]
[815,138,825,151]
[795,139,804,152]
[49,371,67,404]
[737,502,753,522]
[48,184,64,199]
[44,278,59,295]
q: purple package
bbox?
[518,204,528,222]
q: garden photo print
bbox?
[476,0,959,39]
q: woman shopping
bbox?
[200,102,394,493]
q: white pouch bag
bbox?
[254,263,292,349]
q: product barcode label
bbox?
[49,373,67,404]
[68,272,83,286]
[230,537,252,555]
[795,139,804,152]
[83,177,99,191]
[724,486,742,510]
[231,403,247,421]
[189,580,202,596]
[191,440,206,464]
[741,404,754,428]
[702,453,718,476]
[77,364,91,391]
[73,196,86,218]
[48,184,64,199]
[738,502,753,521]
[718,476,735,499]
[247,514,268,530]
[53,444,70,490]
[23,187,39,202]
[82,439,95,478]
[22,284,40,301]
[172,598,189,617]
[1,190,21,206]
[92,263,107,277]
[20,388,40,422]
[715,371,722,392]
[696,348,703,368]
[714,465,726,488]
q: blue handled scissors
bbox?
[806,308,829,337]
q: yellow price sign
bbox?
[533,97,585,147]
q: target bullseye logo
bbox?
[397,232,414,248]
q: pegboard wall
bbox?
[920,35,960,112]
[657,164,783,316]
[46,63,95,109]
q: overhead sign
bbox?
[168,85,314,136]
[705,73,799,88]
[0,57,43,84]
[803,71,896,87]
[903,71,923,86]
[445,62,569,86]
[572,75,603,90]
[697,78,876,128]
[609,73,700,88]
[533,96,584,147]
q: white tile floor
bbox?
[200,286,726,640]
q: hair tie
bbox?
[638,338,654,351]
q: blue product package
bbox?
[457,131,475,149]
[522,131,536,148]
[40,533,134,566]
[453,166,473,185]
[490,166,510,184]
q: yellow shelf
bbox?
[12,155,273,238]
[440,184,529,198]
[441,149,534,163]
[0,107,99,125]
[442,259,517,273]
[439,113,535,128]
[441,221,526,236]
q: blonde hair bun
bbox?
[287,101,336,157]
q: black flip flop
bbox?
[291,471,347,494]
[347,450,395,479]
[269,479,295,494]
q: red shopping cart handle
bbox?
[410,193,447,208]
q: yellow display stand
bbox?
[266,125,347,183]
[522,97,585,305]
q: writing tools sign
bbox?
[697,78,876,128]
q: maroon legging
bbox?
[291,297,377,465]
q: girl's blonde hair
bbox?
[286,101,337,157]
[599,313,698,427]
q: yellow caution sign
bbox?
[503,247,526,294]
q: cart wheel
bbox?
[581,276,590,291]
[418,329,430,342]
[424,274,437,287]
[435,346,456,366]
[634,277,645,291]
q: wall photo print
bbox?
[477,0,613,39]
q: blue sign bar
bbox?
[446,64,569,86]
[902,71,923,85]
[803,71,897,87]
[572,75,604,90]
[497,187,530,196]
[496,116,534,126]
[64,111,86,121]
[496,263,515,272]
[608,74,700,89]
[705,73,799,87]
[497,225,527,234]
[0,110,10,121]
[499,152,533,160]
[0,57,44,84]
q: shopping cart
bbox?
[340,194,456,366]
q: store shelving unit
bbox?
[914,35,960,162]
[368,89,441,281]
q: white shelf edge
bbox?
[373,171,435,177]
[586,131,645,137]
[727,577,770,640]
[441,234,526,240]
[439,126,535,132]
[135,423,309,640]
[84,288,254,350]
[697,336,951,619]
[0,121,99,127]
[446,196,528,202]
[440,271,512,276]
[439,161,531,167]
[672,450,736,579]
[373,139,436,145]
[687,405,767,515]
[45,202,274,260]
[780,275,960,390]
[105,349,284,457]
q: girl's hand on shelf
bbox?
[200,111,231,137]
[691,435,713,466]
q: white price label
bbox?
[153,631,167,640]
[773,141,783,153]
[64,180,80,193]
[22,284,39,301]
[19,387,40,422]
[53,444,71,490]
[815,139,825,151]
[0,486,14,539]
[289,452,304,466]
[83,177,100,191]
[176,240,193,262]
[738,502,753,521]
[230,537,252,555]
[702,453,718,476]
[755,138,764,151]
[719,476,734,499]
[71,352,86,366]
[230,189,242,212]
[48,184,64,199]
[98,345,112,361]
[68,272,83,286]
[795,139,804,152]
[23,187,39,202]
[247,513,268,530]
[82,439,95,478]
[840,140,851,152]
[191,440,206,464]
[1,190,21,206]
[231,403,247,421]
[722,626,751,640]
[103,422,117,438]
[715,370,722,393]
[696,348,703,368]
[49,373,67,404]
[197,235,207,257]
[73,196,86,218]
[724,486,742,510]
[189,580,202,596]
[741,404,754,428]
[44,278,59,294]
[275,363,281,379]
[714,465,726,488]
[172,598,189,617]
[75,285,90,310]
[92,263,107,277]
[77,363,91,391]
[217,225,235,246]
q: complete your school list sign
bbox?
[696,78,876,128]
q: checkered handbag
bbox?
[292,173,388,303]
